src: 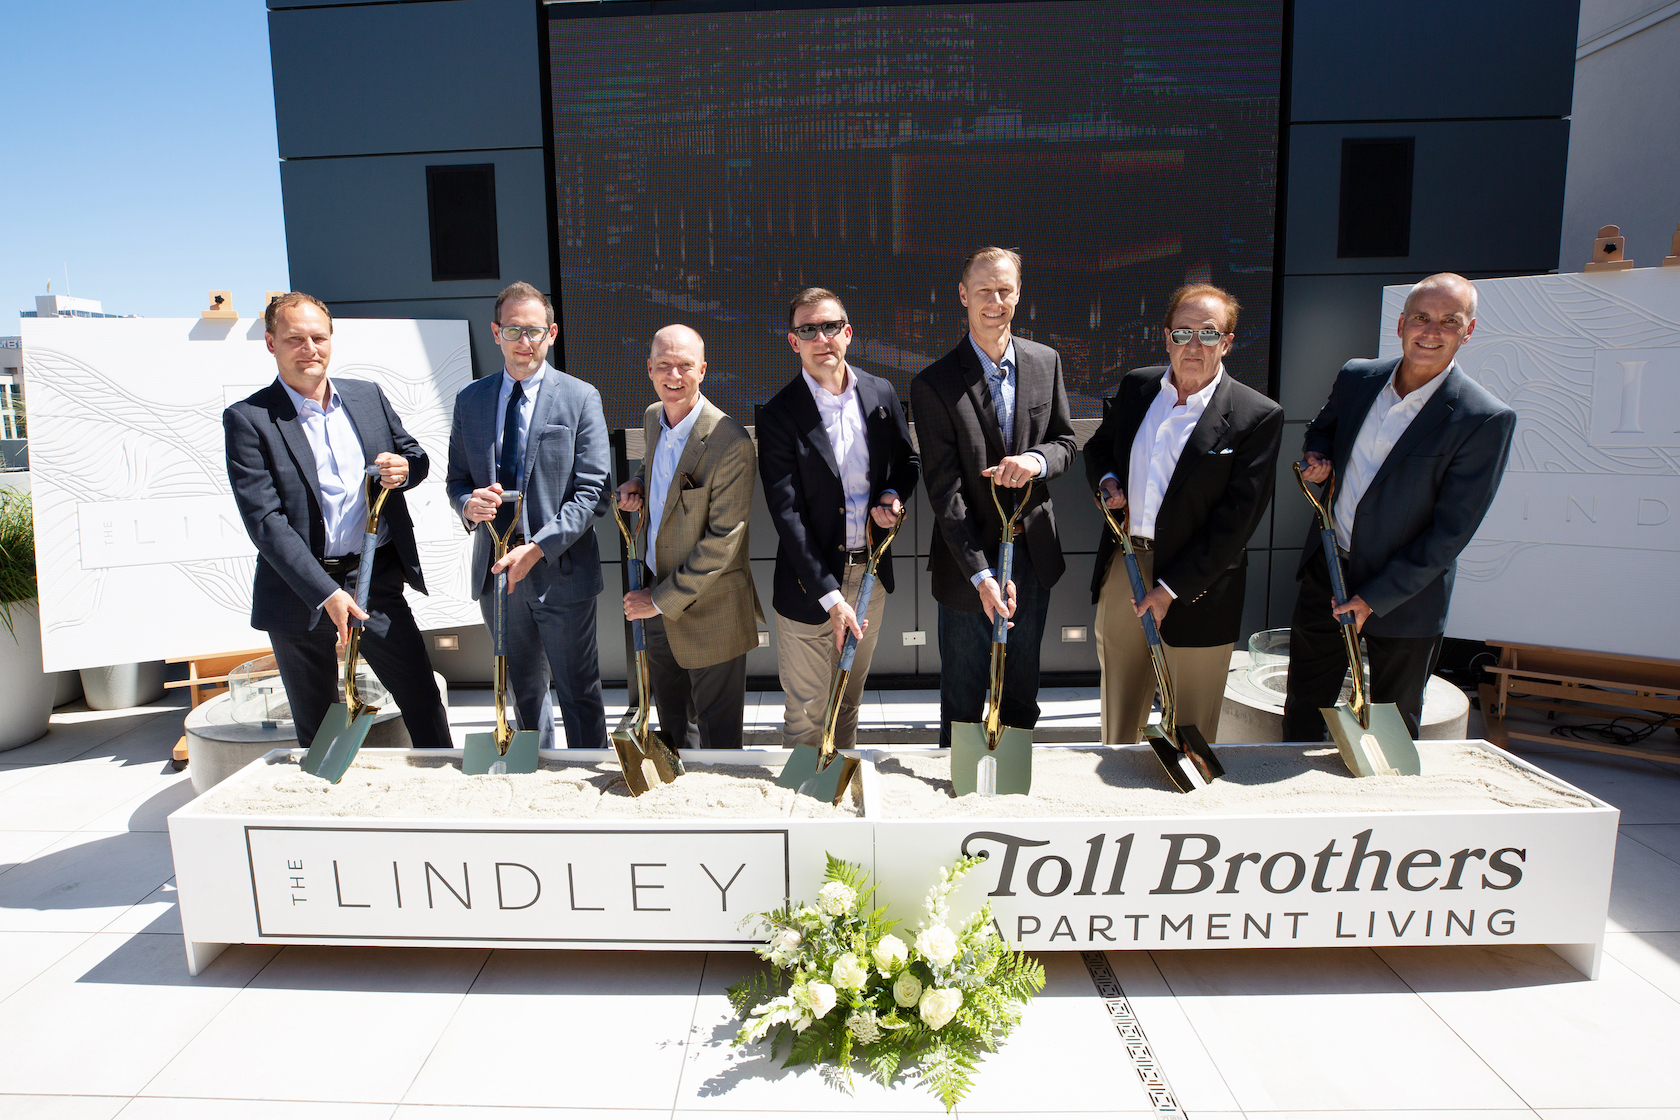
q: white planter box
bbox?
[167,742,1618,980]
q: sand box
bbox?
[872,742,1594,819]
[194,752,861,820]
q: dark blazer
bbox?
[1084,366,1283,648]
[224,377,429,634]
[444,362,609,604]
[1297,356,1517,638]
[758,364,920,625]
[910,334,1076,611]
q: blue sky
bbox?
[1,3,289,334]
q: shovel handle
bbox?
[1320,527,1356,628]
[838,571,875,672]
[991,539,1013,645]
[349,530,378,630]
[1121,548,1163,648]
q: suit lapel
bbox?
[853,368,887,491]
[521,365,561,489]
[1162,373,1233,505]
[473,374,501,484]
[792,372,842,480]
[336,380,384,470]
[1336,358,1400,468]
[1009,344,1047,454]
[270,380,328,519]
[660,399,716,536]
[1366,365,1460,493]
[954,340,1007,463]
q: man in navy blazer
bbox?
[446,282,610,751]
[758,287,919,751]
[224,292,452,750]
[1283,273,1516,739]
[910,248,1077,748]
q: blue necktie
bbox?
[991,361,1013,450]
[498,379,524,492]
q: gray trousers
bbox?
[643,613,747,750]
[775,562,887,750]
[481,573,607,751]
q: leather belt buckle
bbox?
[319,554,357,577]
[1129,535,1154,552]
[841,547,869,564]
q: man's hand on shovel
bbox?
[323,588,369,653]
[978,575,1016,629]
[831,599,866,652]
[1300,451,1332,485]
[1134,585,1171,626]
[1331,594,1373,632]
[493,542,543,594]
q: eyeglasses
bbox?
[498,325,549,343]
[791,320,847,341]
[1167,328,1228,346]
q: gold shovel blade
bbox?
[1322,702,1420,777]
[950,722,1034,796]
[462,730,541,775]
[611,725,684,797]
[1145,725,1206,792]
[778,744,859,805]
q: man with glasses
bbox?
[1085,283,1282,745]
[758,288,919,755]
[910,247,1076,749]
[445,281,611,750]
[1284,273,1515,740]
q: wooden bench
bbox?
[163,648,273,769]
[1479,640,1680,764]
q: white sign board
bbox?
[18,317,478,672]
[1379,269,1680,659]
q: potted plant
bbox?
[0,484,53,750]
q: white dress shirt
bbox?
[1332,364,1452,551]
[802,367,876,613]
[969,334,1047,589]
[280,379,384,559]
[1101,366,1223,600]
[646,396,707,614]
[494,365,544,537]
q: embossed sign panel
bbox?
[1379,269,1680,659]
[18,317,478,671]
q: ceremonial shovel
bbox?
[462,492,541,775]
[776,508,905,804]
[608,506,684,795]
[1292,461,1420,777]
[950,477,1035,797]
[1095,491,1224,792]
[301,466,391,783]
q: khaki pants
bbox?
[776,563,888,750]
[1094,548,1233,745]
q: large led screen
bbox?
[548,1,1282,429]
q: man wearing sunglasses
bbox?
[910,247,1077,749]
[1085,283,1283,745]
[757,288,919,754]
[445,281,611,751]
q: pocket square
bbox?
[1216,447,1234,455]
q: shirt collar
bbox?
[1162,364,1224,409]
[801,364,855,406]
[1384,362,1454,407]
[281,378,338,416]
[501,365,545,396]
[660,395,707,440]
[968,334,1015,377]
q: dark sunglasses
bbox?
[791,320,847,341]
[1167,328,1227,346]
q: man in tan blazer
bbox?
[616,324,763,750]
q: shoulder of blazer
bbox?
[238,379,292,418]
[760,372,811,422]
[1342,356,1401,383]
[1220,374,1285,422]
[1012,335,1060,366]
[1443,367,1512,421]
[914,338,980,397]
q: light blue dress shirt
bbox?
[646,396,706,615]
[280,379,386,559]
[968,335,1046,589]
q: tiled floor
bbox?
[1,690,1677,1118]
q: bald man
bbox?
[1283,273,1515,740]
[616,325,763,751]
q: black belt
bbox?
[840,547,869,564]
[1129,535,1153,552]
[319,554,360,577]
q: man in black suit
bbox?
[910,247,1076,748]
[1086,284,1283,744]
[224,292,452,750]
[1284,272,1516,739]
[758,287,919,751]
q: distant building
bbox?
[6,294,132,466]
[21,294,128,320]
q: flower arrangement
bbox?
[727,852,1045,1110]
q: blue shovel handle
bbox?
[350,530,378,631]
[492,569,509,656]
[992,539,1014,645]
[1322,527,1356,627]
[838,571,876,671]
[1121,546,1163,648]
[624,544,647,654]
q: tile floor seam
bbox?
[1139,949,1243,1111]
[65,708,187,766]
[1596,938,1680,1012]
[0,928,97,1010]
[674,950,712,1119]
[393,948,496,1108]
[1618,829,1680,871]
[1368,943,1540,1113]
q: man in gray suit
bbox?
[446,281,611,750]
[1284,272,1516,739]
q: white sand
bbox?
[871,742,1595,819]
[193,753,861,820]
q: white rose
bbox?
[831,952,868,991]
[918,987,963,1031]
[771,927,802,954]
[806,981,837,1019]
[892,971,923,1007]
[817,881,857,917]
[915,924,959,969]
[872,934,908,973]
[846,1010,881,1044]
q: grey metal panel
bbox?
[1268,548,1302,630]
[748,461,777,562]
[1284,120,1570,276]
[269,0,543,158]
[1289,0,1578,123]
[281,148,550,307]
[1240,547,1271,650]
[324,295,501,380]
[1277,273,1413,421]
[867,574,921,676]
[1272,422,1315,554]
[421,622,491,685]
[597,561,626,681]
[1042,552,1099,673]
[915,574,940,676]
[745,559,778,678]
[1046,461,1101,555]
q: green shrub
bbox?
[0,486,37,637]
